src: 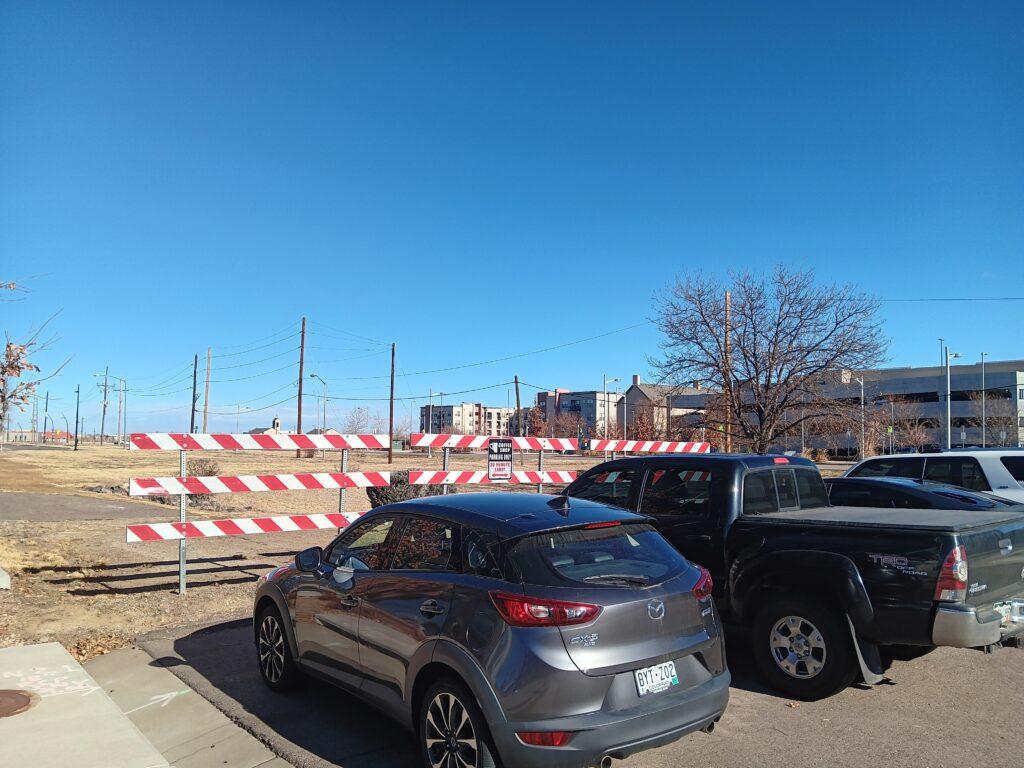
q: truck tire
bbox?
[751,595,857,700]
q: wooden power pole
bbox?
[724,290,732,454]
[514,375,522,436]
[201,347,212,432]
[296,317,307,451]
[388,342,396,464]
[189,354,198,433]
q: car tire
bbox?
[418,678,500,768]
[751,595,857,700]
[256,603,300,692]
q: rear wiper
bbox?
[583,574,649,586]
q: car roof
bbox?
[857,449,1024,459]
[374,492,648,538]
[578,453,817,471]
[826,476,962,492]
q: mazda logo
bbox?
[647,599,665,621]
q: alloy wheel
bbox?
[770,614,827,679]
[258,614,286,684]
[424,691,478,768]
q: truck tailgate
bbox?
[962,515,1024,605]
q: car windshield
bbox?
[507,523,686,588]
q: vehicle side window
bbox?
[639,467,714,516]
[462,528,503,580]
[1000,457,1024,482]
[570,468,638,509]
[849,457,924,479]
[826,483,875,507]
[794,470,829,509]
[325,517,395,570]
[775,469,798,510]
[390,517,459,572]
[924,457,991,492]
[742,471,778,515]
[891,490,930,509]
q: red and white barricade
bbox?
[587,440,711,454]
[130,432,389,451]
[408,470,577,486]
[129,471,390,497]
[410,433,578,451]
[126,511,366,542]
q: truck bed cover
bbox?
[750,505,1024,532]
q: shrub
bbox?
[366,471,445,508]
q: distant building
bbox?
[246,416,292,435]
[534,388,622,435]
[419,403,515,435]
[617,375,709,437]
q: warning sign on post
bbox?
[487,438,513,481]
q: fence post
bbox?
[537,449,544,494]
[178,449,187,595]
[338,448,349,522]
[442,447,450,495]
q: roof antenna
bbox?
[547,493,571,517]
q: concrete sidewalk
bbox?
[87,646,293,768]
[0,642,169,768]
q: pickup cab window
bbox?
[743,468,828,515]
[923,457,990,492]
[569,468,638,509]
[849,457,924,479]
[639,467,714,517]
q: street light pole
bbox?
[945,346,961,450]
[310,374,328,457]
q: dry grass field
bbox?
[0,444,849,659]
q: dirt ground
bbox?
[0,444,849,661]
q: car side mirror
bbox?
[295,546,323,573]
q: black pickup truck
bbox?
[564,454,1024,699]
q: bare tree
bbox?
[967,389,1016,446]
[652,267,886,453]
[526,406,546,438]
[344,407,370,434]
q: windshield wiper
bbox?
[582,574,649,586]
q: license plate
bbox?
[634,661,679,696]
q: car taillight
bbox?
[517,731,576,747]
[489,591,601,627]
[934,545,969,602]
[693,565,713,600]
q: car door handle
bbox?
[338,595,360,609]
[419,599,445,616]
[690,534,712,543]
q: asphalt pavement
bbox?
[0,490,158,521]
[138,618,1024,768]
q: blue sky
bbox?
[2,2,1022,433]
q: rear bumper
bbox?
[489,671,730,768]
[932,600,1024,648]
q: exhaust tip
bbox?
[600,757,613,768]
[701,721,715,735]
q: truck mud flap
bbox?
[846,615,884,686]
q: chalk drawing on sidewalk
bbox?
[1,665,100,698]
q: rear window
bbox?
[1000,457,1024,483]
[507,523,686,588]
[923,457,990,492]
[849,457,924,479]
[743,468,828,514]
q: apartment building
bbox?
[418,402,516,435]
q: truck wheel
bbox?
[751,595,857,700]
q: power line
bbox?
[212,321,301,351]
[211,332,301,359]
[881,296,1024,303]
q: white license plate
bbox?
[634,661,679,696]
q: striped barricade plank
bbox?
[408,470,577,485]
[587,440,712,454]
[126,511,367,542]
[129,471,391,497]
[129,433,389,451]
[410,434,579,451]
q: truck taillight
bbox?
[934,545,969,602]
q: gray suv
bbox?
[253,493,730,768]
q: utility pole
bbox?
[514,376,522,436]
[189,354,199,433]
[99,367,109,445]
[202,346,212,432]
[122,379,128,444]
[73,385,80,451]
[723,291,732,453]
[980,352,987,448]
[43,391,49,442]
[116,381,122,443]
[945,346,960,450]
[296,316,307,451]
[388,342,396,464]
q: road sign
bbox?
[487,438,513,481]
